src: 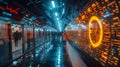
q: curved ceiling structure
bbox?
[4,0,90,32]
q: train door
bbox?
[11,24,23,60]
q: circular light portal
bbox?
[88,16,103,48]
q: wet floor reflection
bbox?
[38,34,72,67]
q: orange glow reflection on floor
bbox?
[88,16,103,48]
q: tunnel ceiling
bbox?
[4,0,90,32]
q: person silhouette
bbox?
[13,30,19,47]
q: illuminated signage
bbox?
[0,5,20,14]
[88,16,103,48]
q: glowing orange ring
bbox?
[88,16,103,48]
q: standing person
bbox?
[18,31,22,48]
[27,31,30,50]
[13,30,19,47]
[18,31,22,41]
[62,32,68,45]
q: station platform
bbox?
[40,42,72,67]
[32,41,87,67]
[35,41,102,67]
[3,39,103,67]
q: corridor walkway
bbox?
[66,41,87,67]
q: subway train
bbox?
[0,11,56,66]
[0,20,40,66]
[0,17,59,67]
[65,0,120,67]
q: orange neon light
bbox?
[88,16,103,48]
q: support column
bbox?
[21,24,25,66]
[8,24,12,60]
[33,22,36,61]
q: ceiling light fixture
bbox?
[51,1,55,8]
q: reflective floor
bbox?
[1,37,117,67]
[40,43,72,67]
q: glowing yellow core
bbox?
[88,16,103,48]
